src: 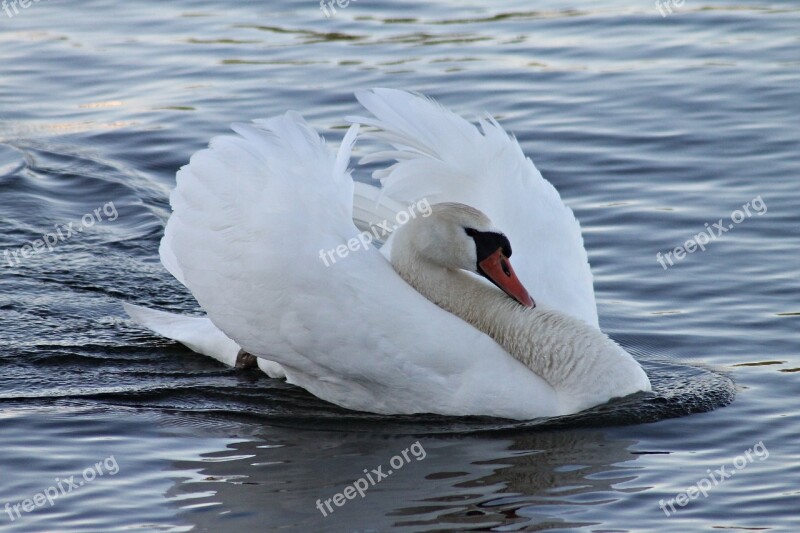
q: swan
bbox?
[124,89,651,420]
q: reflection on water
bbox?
[169,416,646,531]
[3,406,797,532]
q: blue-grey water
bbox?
[1,1,798,531]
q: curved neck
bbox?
[390,248,593,398]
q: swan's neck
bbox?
[391,249,599,398]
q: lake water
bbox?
[1,0,799,531]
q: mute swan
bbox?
[124,89,651,420]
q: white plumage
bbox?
[124,89,650,420]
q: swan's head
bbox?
[393,202,535,308]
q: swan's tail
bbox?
[122,303,285,378]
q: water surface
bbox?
[1,0,799,531]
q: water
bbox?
[1,0,799,531]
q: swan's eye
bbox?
[465,228,478,237]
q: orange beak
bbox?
[477,248,535,308]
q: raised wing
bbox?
[350,89,598,327]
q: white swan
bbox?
[124,89,650,420]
